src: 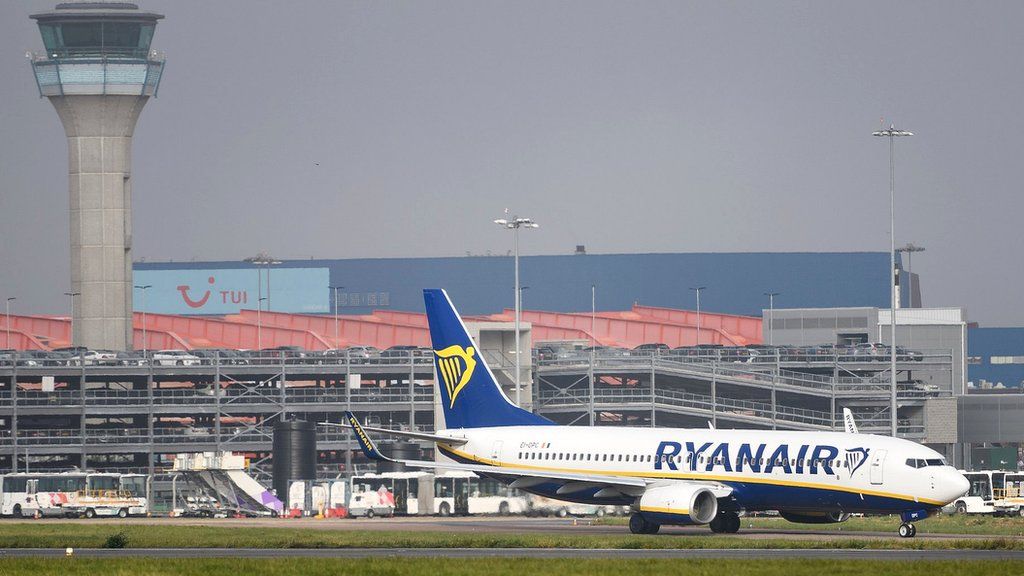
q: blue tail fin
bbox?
[424,289,551,429]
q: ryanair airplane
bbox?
[339,289,969,537]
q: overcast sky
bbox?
[1,1,1022,325]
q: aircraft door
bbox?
[869,449,887,485]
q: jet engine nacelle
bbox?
[779,510,851,524]
[637,484,718,525]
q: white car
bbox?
[152,350,201,366]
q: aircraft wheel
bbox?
[629,513,649,534]
[898,522,915,538]
[724,513,741,534]
[708,514,725,533]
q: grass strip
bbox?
[1,558,1024,576]
[0,525,1022,550]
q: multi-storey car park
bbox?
[0,338,957,509]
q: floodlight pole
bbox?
[5,298,14,349]
[874,124,913,437]
[494,214,539,407]
[764,292,779,346]
[690,287,706,345]
[134,285,151,355]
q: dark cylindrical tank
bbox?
[272,420,317,504]
[376,441,421,473]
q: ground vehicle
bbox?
[632,343,669,355]
[351,472,431,515]
[432,471,527,516]
[151,349,201,366]
[326,346,380,364]
[0,472,149,518]
[525,496,620,517]
[347,483,396,518]
[381,345,432,364]
[261,346,309,364]
[951,470,1024,516]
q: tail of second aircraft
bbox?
[424,289,551,429]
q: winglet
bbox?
[842,408,859,434]
[344,411,395,462]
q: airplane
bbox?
[334,288,970,537]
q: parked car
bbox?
[114,351,146,366]
[151,349,201,366]
[325,346,380,364]
[632,343,670,356]
[260,346,309,364]
[381,345,432,364]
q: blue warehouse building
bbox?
[134,251,910,317]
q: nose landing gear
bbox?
[898,522,917,538]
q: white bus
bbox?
[0,472,149,518]
[349,471,528,516]
[432,471,527,516]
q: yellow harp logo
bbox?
[435,345,477,408]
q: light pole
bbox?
[689,287,706,345]
[330,285,345,347]
[5,297,15,349]
[63,292,80,346]
[245,253,282,311]
[874,124,913,437]
[494,213,539,407]
[257,297,268,350]
[896,243,925,308]
[763,292,779,346]
[589,284,596,426]
[134,285,151,355]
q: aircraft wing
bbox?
[321,420,468,446]
[344,412,731,499]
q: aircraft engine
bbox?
[636,484,718,525]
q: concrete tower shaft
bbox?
[29,2,164,350]
[56,94,147,349]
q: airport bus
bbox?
[349,471,528,516]
[0,472,149,518]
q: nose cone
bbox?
[939,469,970,504]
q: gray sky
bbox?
[1,1,1022,325]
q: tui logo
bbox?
[434,345,477,408]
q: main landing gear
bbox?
[629,513,661,534]
[898,522,917,538]
[709,512,741,534]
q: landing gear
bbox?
[628,513,661,535]
[709,512,741,534]
[898,522,917,538]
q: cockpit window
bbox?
[906,458,947,469]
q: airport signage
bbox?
[133,268,330,315]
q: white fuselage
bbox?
[435,426,969,514]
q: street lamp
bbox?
[689,287,706,345]
[896,243,925,308]
[257,297,268,350]
[494,212,539,407]
[873,123,913,437]
[245,253,282,311]
[763,292,780,346]
[134,285,152,355]
[330,285,345,347]
[5,297,15,349]
[63,292,80,346]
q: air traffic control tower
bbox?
[29,2,165,350]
